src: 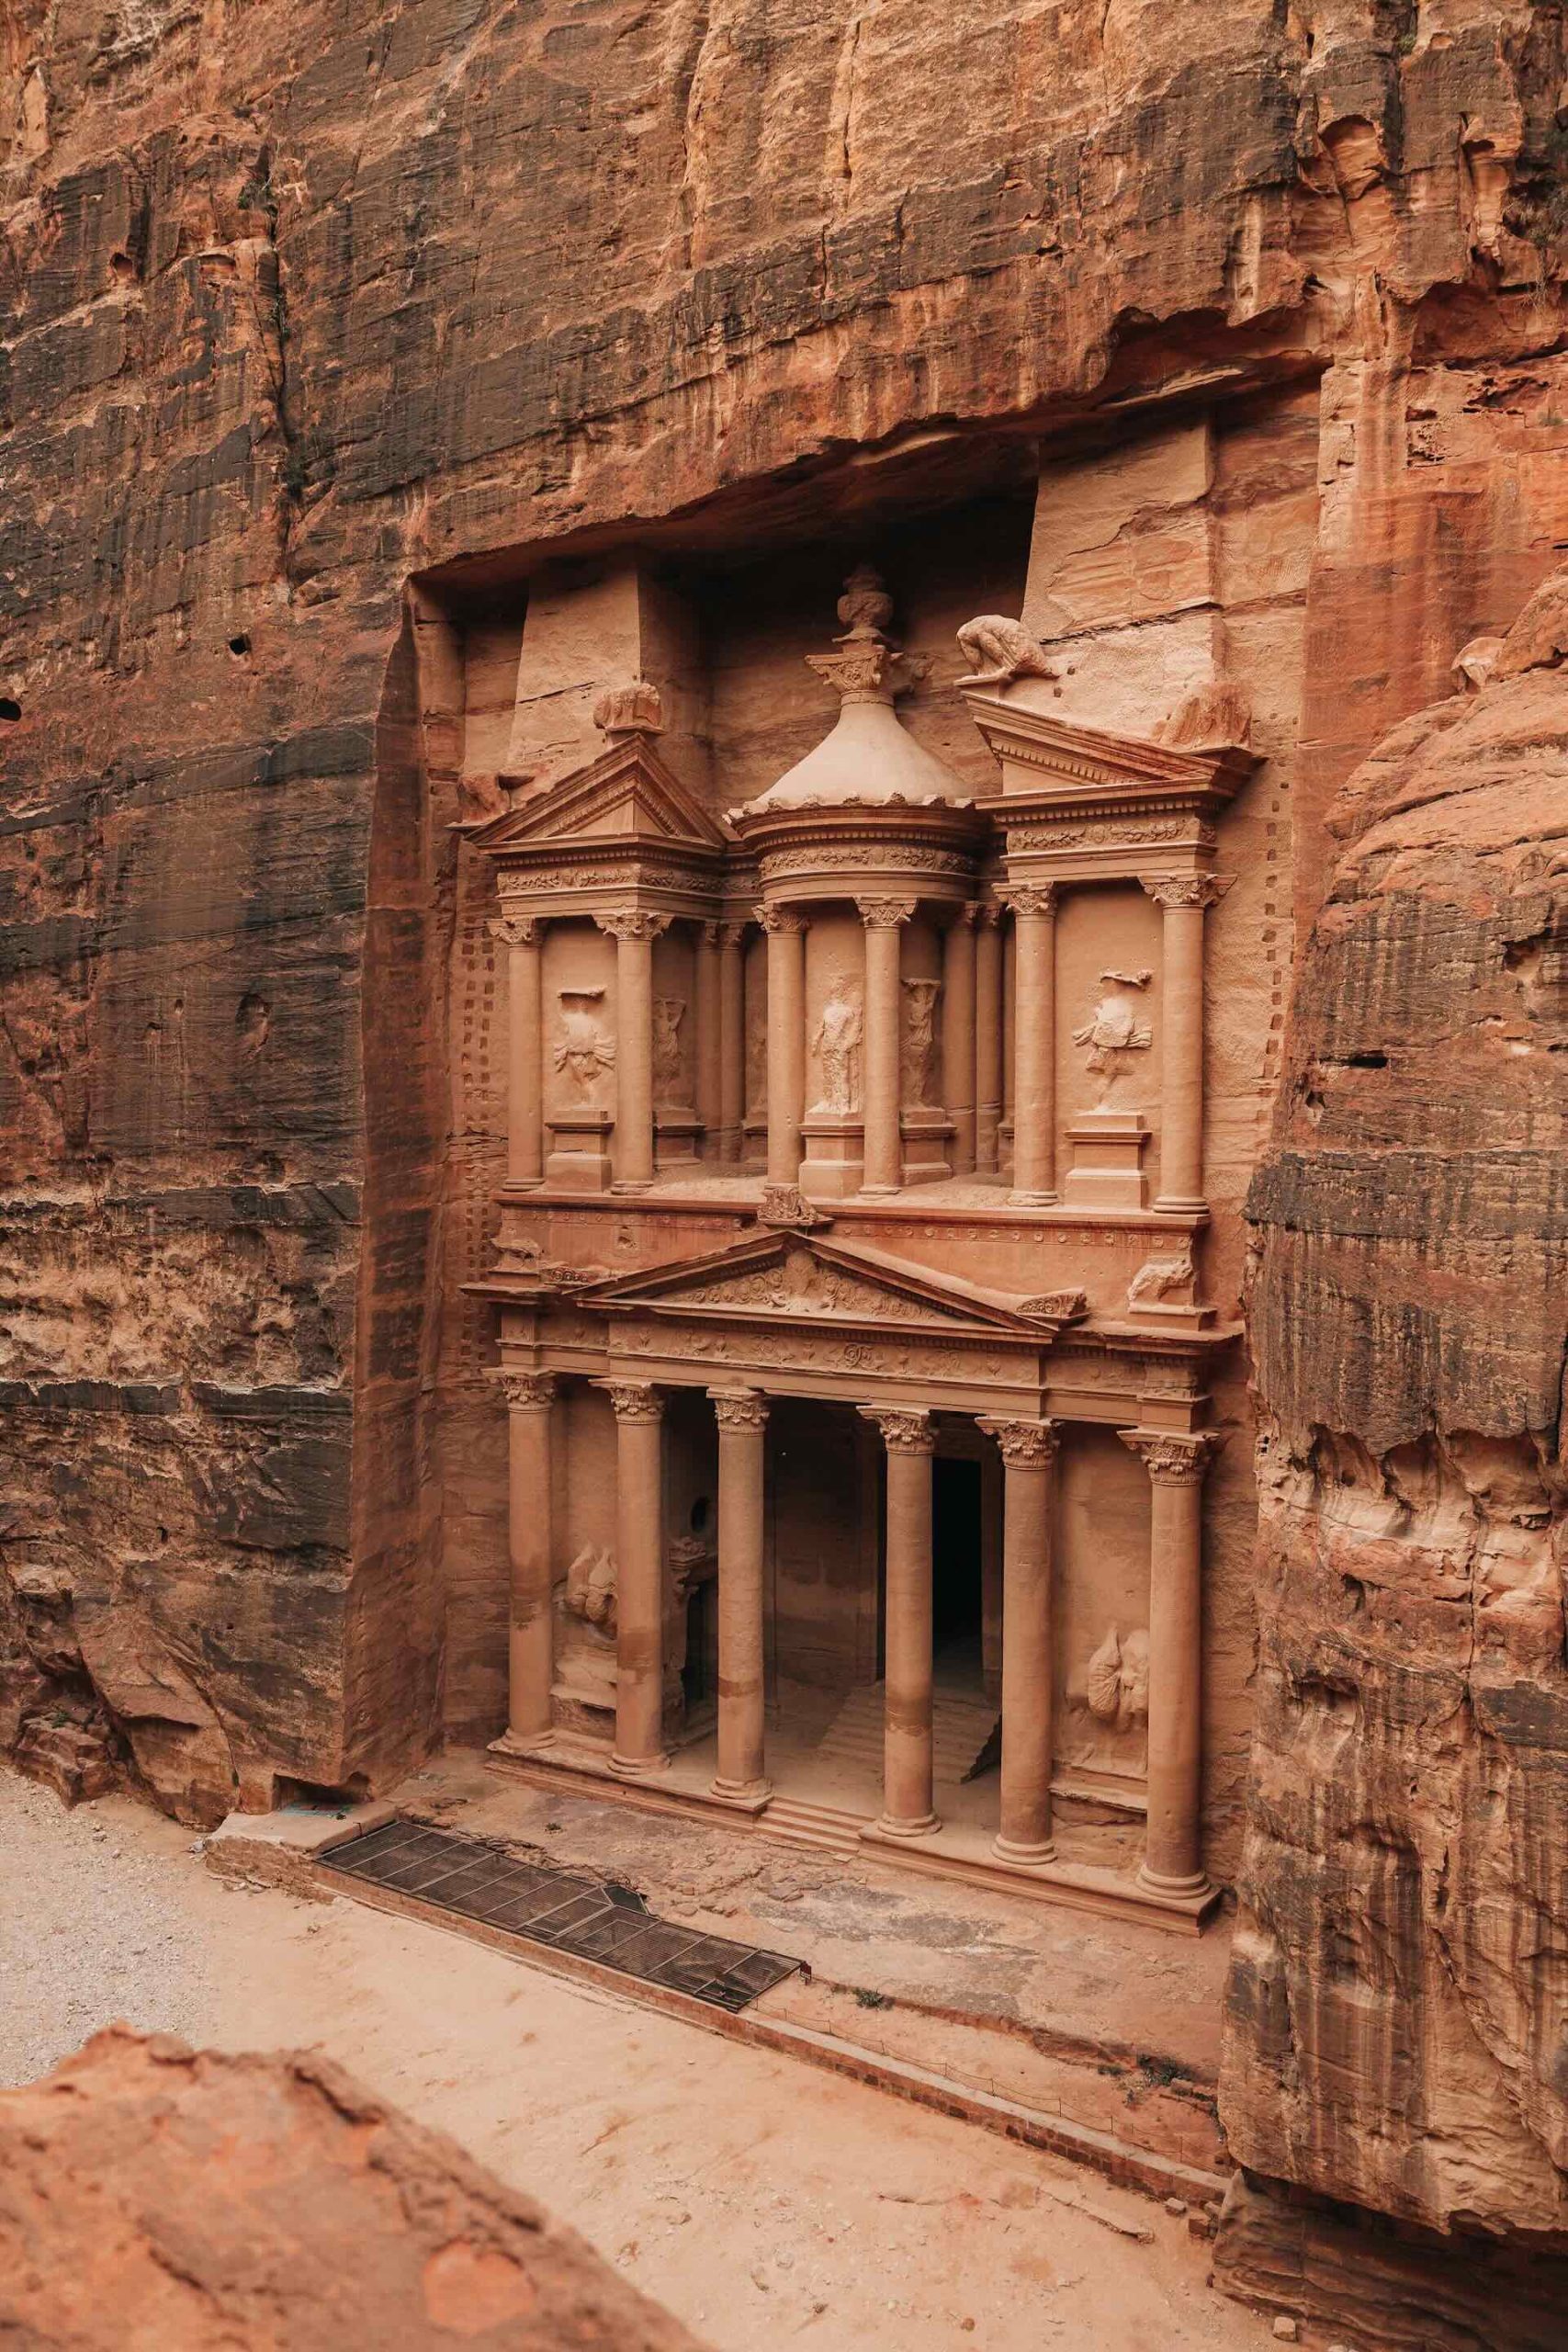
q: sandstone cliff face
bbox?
[3,2,1567,1832]
[1221,576,1568,2267]
[0,2027,701,2348]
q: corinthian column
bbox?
[694,921,722,1158]
[1121,1428,1223,1894]
[861,1406,939,1836]
[857,899,915,1194]
[759,905,807,1191]
[942,905,978,1176]
[1140,874,1231,1214]
[975,904,1003,1175]
[595,911,670,1192]
[976,1416,1061,1862]
[709,1388,771,1804]
[1008,884,1058,1204]
[493,1369,557,1750]
[491,914,545,1188]
[598,1379,669,1776]
[717,922,747,1159]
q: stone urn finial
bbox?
[836,563,896,643]
[808,564,927,708]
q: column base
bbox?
[873,1810,941,1840]
[488,1727,557,1761]
[856,1182,900,1200]
[1136,1860,1212,1899]
[708,1774,773,1813]
[1151,1193,1209,1216]
[992,1831,1057,1867]
[609,1179,656,1196]
[609,1749,671,1781]
[1009,1187,1059,1207]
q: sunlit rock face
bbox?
[1218,573,1568,2330]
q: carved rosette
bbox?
[492,1368,557,1410]
[976,1417,1062,1471]
[490,914,544,948]
[709,1388,770,1432]
[593,910,672,944]
[854,898,917,929]
[1138,874,1234,910]
[1001,883,1059,919]
[1120,1430,1223,1485]
[755,904,807,935]
[595,1379,665,1422]
[860,1407,935,1455]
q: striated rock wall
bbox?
[1217,571,1568,2331]
[3,2,1568,1850]
[0,2026,702,2347]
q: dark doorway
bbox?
[931,1457,984,1654]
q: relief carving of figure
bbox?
[811,982,863,1114]
[901,978,941,1108]
[555,989,615,1102]
[1072,968,1152,1106]
[1128,1249,1196,1307]
[1084,1625,1151,1735]
[564,1542,617,1636]
[652,996,689,1104]
[744,990,766,1123]
[955,615,1058,689]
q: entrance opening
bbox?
[932,1456,984,1663]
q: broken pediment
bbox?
[472,735,731,864]
[581,1232,1083,1337]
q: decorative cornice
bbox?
[492,1368,557,1409]
[1121,1429,1223,1485]
[709,1388,770,1431]
[976,1417,1062,1469]
[859,1406,935,1454]
[1139,873,1235,910]
[855,897,917,929]
[594,910,672,944]
[594,1378,665,1421]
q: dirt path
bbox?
[1,1771,1273,2352]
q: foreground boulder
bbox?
[0,2027,702,2350]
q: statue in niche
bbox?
[1084,1625,1150,1736]
[1072,968,1152,1107]
[652,996,689,1105]
[564,1543,617,1636]
[555,989,615,1102]
[900,978,941,1108]
[744,989,767,1123]
[811,981,863,1114]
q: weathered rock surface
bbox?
[1217,572,1568,2329]
[0,2025,702,2349]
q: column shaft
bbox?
[975,910,1003,1174]
[600,914,665,1190]
[718,924,746,1159]
[859,900,913,1195]
[604,1385,667,1775]
[942,909,977,1176]
[1122,1431,1219,1894]
[493,918,544,1186]
[863,1409,938,1835]
[694,922,722,1158]
[710,1391,770,1802]
[1010,888,1057,1202]
[500,1373,556,1748]
[1145,882,1218,1212]
[978,1419,1060,1862]
[762,910,807,1188]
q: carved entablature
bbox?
[470,731,732,924]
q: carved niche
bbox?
[811,978,863,1114]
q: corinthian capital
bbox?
[860,1406,935,1455]
[1121,1429,1223,1485]
[492,1367,557,1409]
[491,913,544,947]
[1001,884,1059,919]
[709,1388,770,1432]
[595,1378,665,1422]
[976,1417,1061,1470]
[755,904,807,935]
[1139,874,1234,911]
[593,910,671,944]
[854,898,916,930]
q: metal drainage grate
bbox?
[322,1819,802,2013]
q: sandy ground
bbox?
[1,1770,1274,2352]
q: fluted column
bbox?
[1121,1429,1222,1894]
[861,1407,939,1836]
[976,1417,1061,1863]
[491,914,545,1188]
[857,899,915,1195]
[495,1369,558,1750]
[1141,874,1229,1214]
[598,1379,669,1776]
[694,920,722,1159]
[717,922,747,1159]
[759,905,807,1191]
[1009,884,1058,1203]
[975,904,1003,1175]
[596,911,670,1191]
[941,905,978,1176]
[709,1388,771,1804]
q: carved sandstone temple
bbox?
[456,524,1258,1931]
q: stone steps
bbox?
[816,1686,998,1785]
[757,1796,868,1861]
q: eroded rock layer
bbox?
[1218,575,1568,2318]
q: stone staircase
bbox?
[813,1683,999,1788]
[756,1795,867,1861]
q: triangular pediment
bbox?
[584,1231,1062,1336]
[473,738,730,859]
